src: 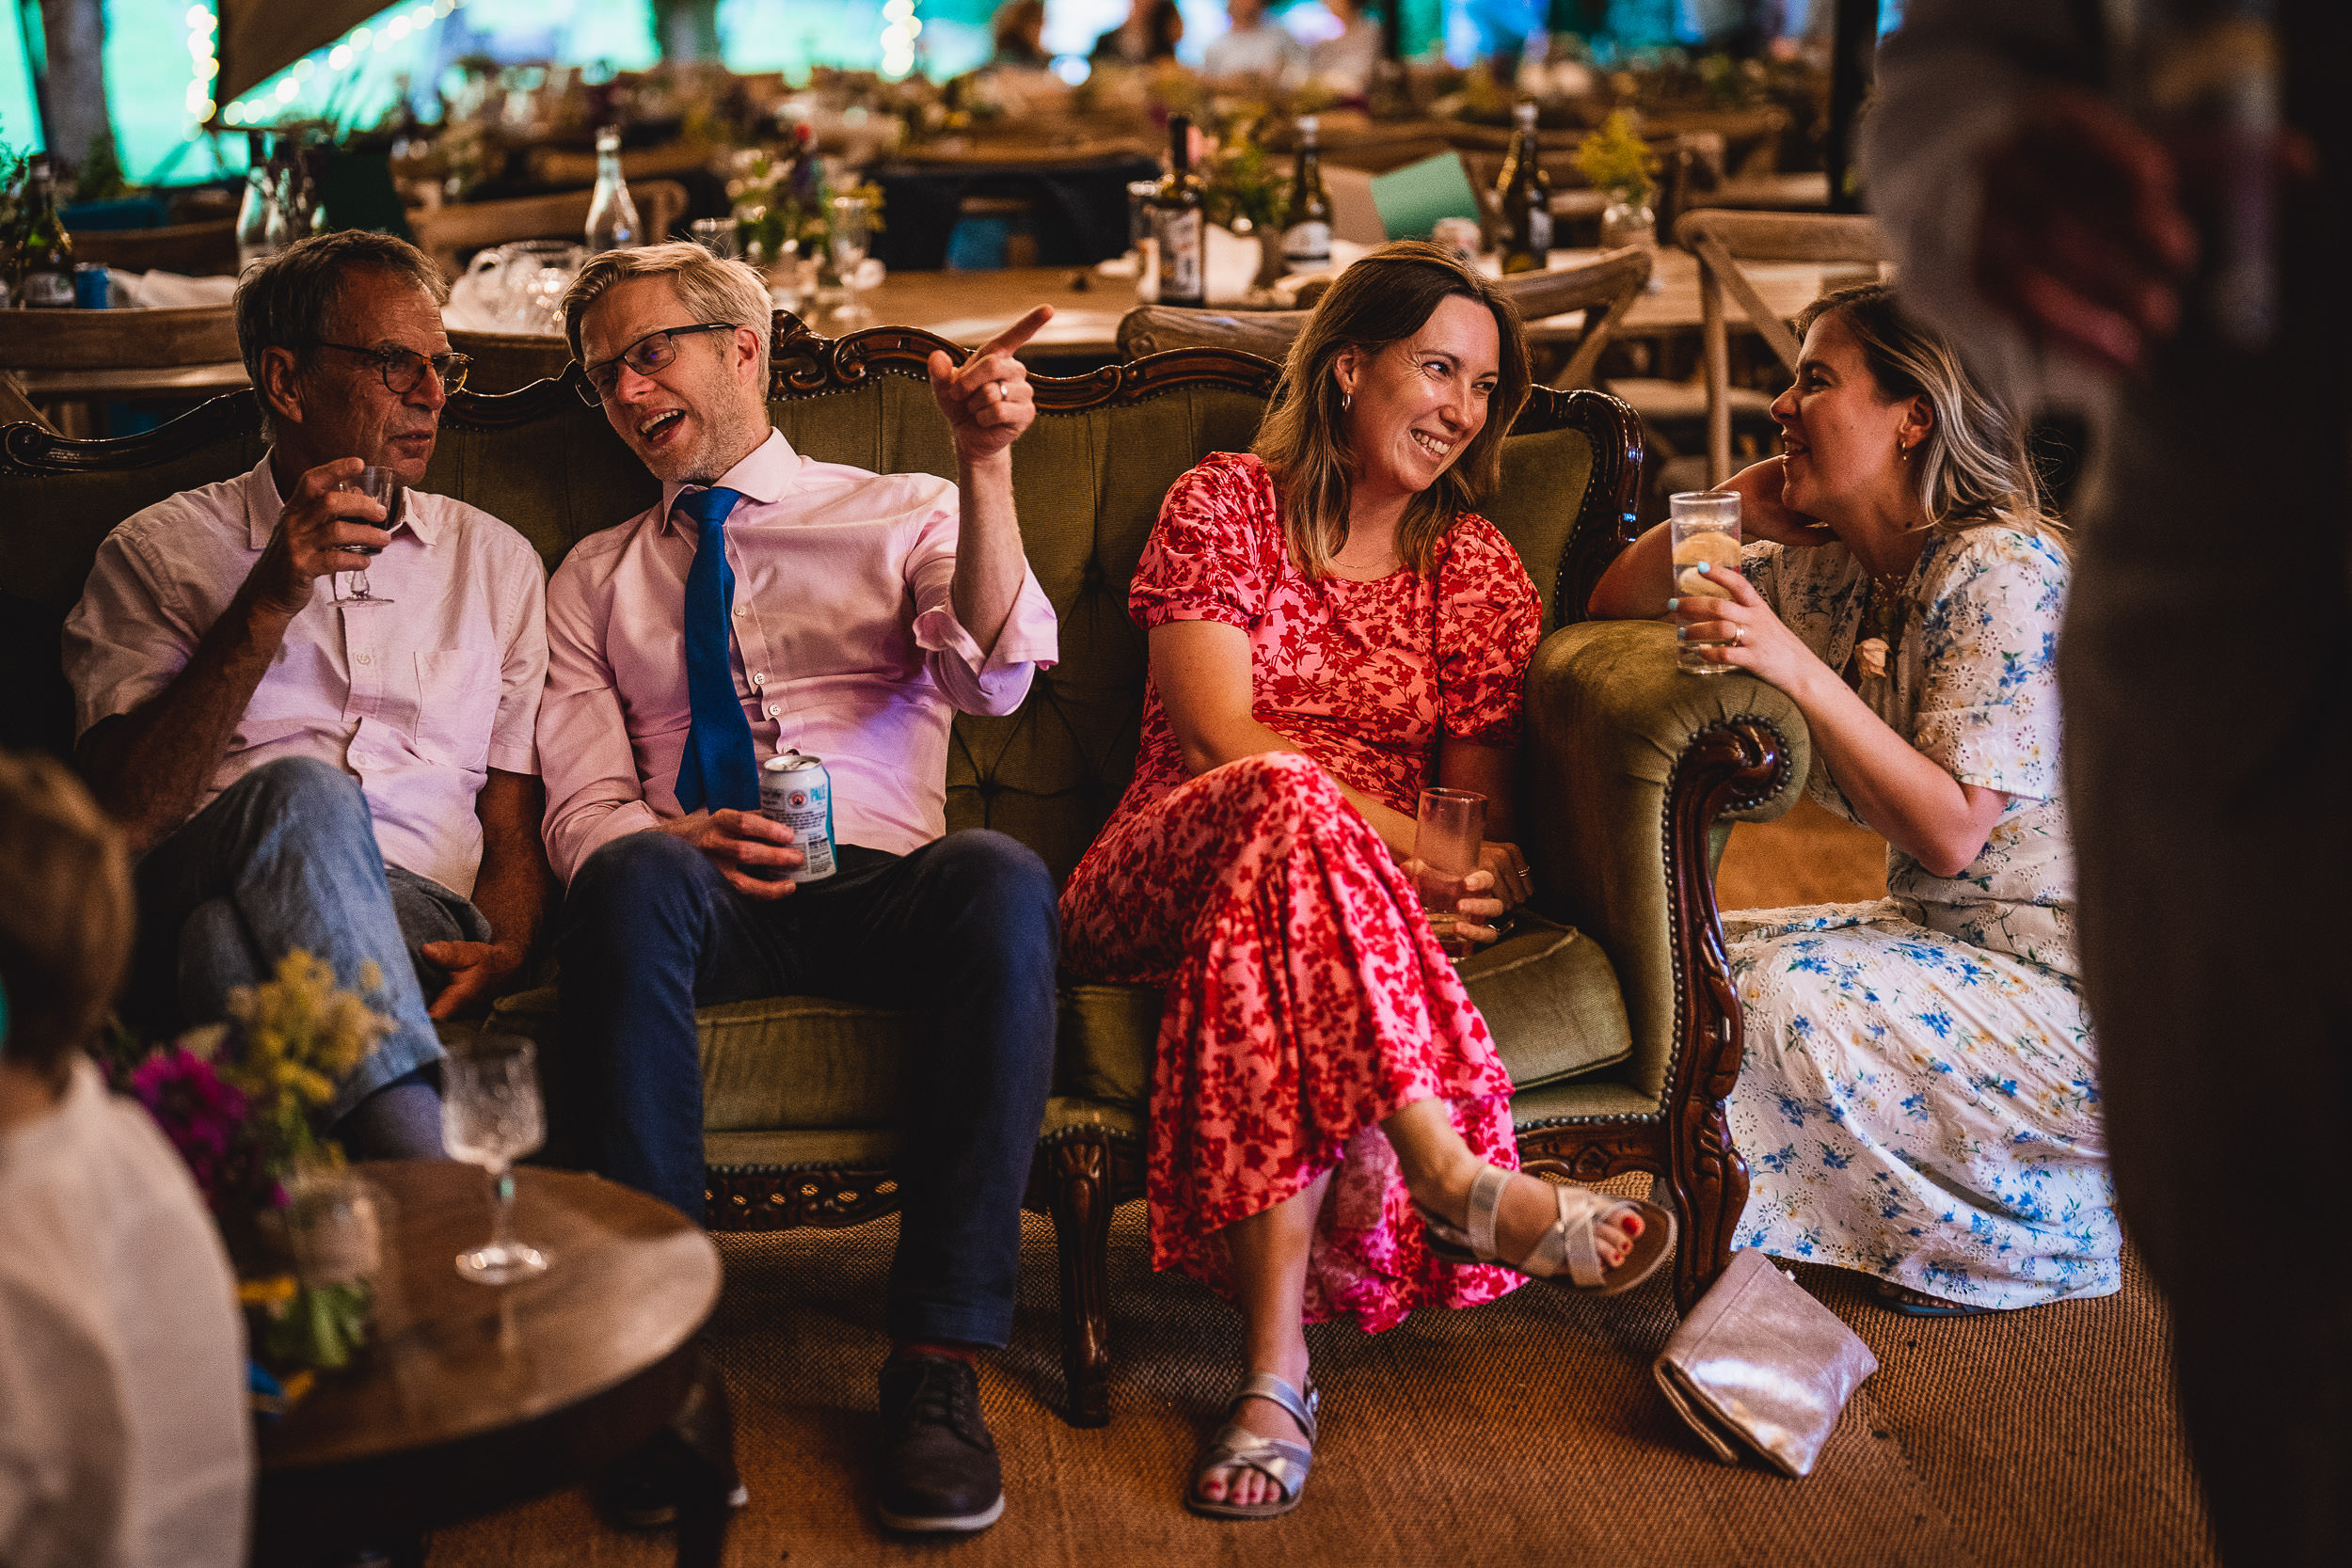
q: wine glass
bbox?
[442,1035,549,1285]
[828,194,873,327]
[334,466,401,606]
[1411,787,1487,960]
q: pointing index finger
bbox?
[968,305,1055,365]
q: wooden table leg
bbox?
[668,1347,739,1568]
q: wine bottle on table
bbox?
[1280,114,1332,276]
[1496,100,1552,277]
[585,125,642,253]
[16,156,75,309]
[1153,115,1206,308]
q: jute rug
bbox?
[430,809,2214,1568]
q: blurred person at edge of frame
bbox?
[1864,2,2352,1563]
[0,750,249,1568]
[1093,0,1186,66]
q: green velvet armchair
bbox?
[0,315,1808,1429]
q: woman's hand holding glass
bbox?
[1443,841,1533,952]
[1669,563,1819,691]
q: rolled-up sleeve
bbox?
[904,495,1059,718]
[62,526,199,743]
[537,551,662,882]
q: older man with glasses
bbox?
[541,241,1059,1535]
[61,230,551,1159]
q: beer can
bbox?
[72,263,112,309]
[758,751,838,883]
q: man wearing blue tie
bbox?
[539,244,1060,1535]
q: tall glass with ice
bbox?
[1669,490,1742,674]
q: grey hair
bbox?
[234,230,449,439]
[1794,283,2065,547]
[561,241,773,388]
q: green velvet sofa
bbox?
[0,315,1808,1427]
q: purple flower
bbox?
[130,1047,250,1198]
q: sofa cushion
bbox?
[1454,915,1634,1087]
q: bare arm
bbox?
[930,306,1053,656]
[79,456,390,850]
[421,770,552,1019]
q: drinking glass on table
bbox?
[1413,786,1487,961]
[443,1035,549,1285]
[1669,489,1742,674]
[828,194,873,326]
[689,216,739,260]
[331,465,402,606]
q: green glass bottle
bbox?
[16,155,75,309]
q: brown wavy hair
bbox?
[1252,240,1532,578]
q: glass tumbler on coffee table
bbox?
[443,1035,549,1285]
[1414,786,1487,960]
[1669,489,1742,674]
[333,466,401,606]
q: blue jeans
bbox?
[131,756,455,1130]
[557,829,1058,1349]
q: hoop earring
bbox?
[1343,392,1352,412]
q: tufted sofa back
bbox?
[0,325,1637,885]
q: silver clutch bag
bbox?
[1652,1248,1879,1478]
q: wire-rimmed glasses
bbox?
[316,341,472,397]
[574,321,739,406]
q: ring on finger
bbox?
[992,379,1005,401]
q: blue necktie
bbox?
[674,485,761,814]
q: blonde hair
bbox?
[562,241,774,388]
[1252,240,1533,578]
[0,751,133,1075]
[1796,284,2064,546]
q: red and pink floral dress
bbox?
[1059,451,1544,1331]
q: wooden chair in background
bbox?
[1117,246,1654,393]
[1677,209,1885,483]
[446,330,578,396]
[406,181,691,279]
[0,304,243,436]
[71,220,238,277]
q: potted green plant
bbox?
[1573,111,1661,250]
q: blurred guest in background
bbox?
[61,231,550,1162]
[1307,0,1383,96]
[0,751,248,1568]
[1092,0,1186,65]
[990,0,1053,69]
[1866,1,2350,1560]
[1202,0,1307,86]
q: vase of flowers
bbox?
[1574,111,1661,252]
[106,950,395,1388]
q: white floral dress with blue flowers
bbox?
[1724,527,2120,1309]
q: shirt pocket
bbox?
[411,648,501,769]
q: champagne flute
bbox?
[334,465,402,606]
[442,1035,549,1285]
[829,194,873,326]
[1413,787,1487,961]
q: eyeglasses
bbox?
[577,323,739,405]
[316,341,473,397]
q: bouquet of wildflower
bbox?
[107,951,394,1378]
[1574,111,1661,207]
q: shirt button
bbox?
[752,672,767,687]
[734,605,746,617]
[356,653,372,666]
[765,703,780,718]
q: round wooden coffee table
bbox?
[253,1162,729,1567]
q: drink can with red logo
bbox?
[759,751,837,882]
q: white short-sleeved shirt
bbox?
[62,454,548,899]
[1746,526,2079,976]
[0,1058,250,1568]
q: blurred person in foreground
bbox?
[0,751,248,1568]
[1058,242,1670,1520]
[61,231,552,1161]
[543,243,1059,1535]
[1593,284,2111,1317]
[1864,2,2349,1560]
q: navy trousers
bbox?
[557,828,1059,1349]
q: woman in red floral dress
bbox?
[1060,243,1674,1519]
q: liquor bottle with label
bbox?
[1280,114,1333,276]
[1496,100,1553,277]
[1153,115,1207,307]
[585,125,642,253]
[235,133,275,273]
[16,156,75,309]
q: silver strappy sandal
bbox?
[1185,1372,1319,1521]
[1420,1158,1676,1295]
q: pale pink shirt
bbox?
[538,428,1058,882]
[62,455,548,899]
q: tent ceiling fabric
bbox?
[215,0,396,111]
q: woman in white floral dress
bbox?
[1592,284,2116,1314]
